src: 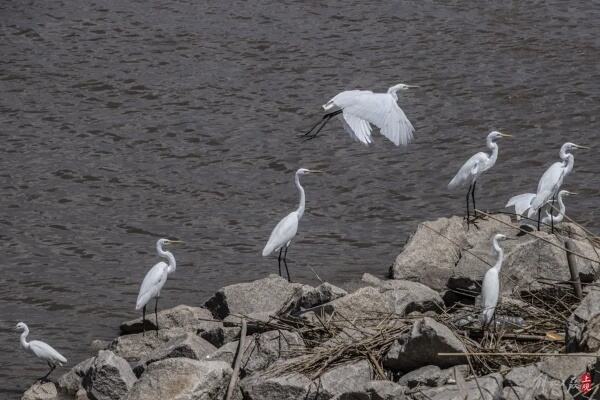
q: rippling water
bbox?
[1,0,599,395]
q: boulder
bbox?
[364,380,408,400]
[391,215,598,295]
[204,274,304,319]
[125,359,231,400]
[566,288,600,351]
[384,317,466,372]
[57,357,94,395]
[82,350,136,400]
[362,273,443,315]
[288,282,348,312]
[200,324,241,348]
[21,381,57,400]
[132,332,217,376]
[241,360,372,400]
[207,330,303,377]
[109,327,187,361]
[412,373,503,400]
[120,304,219,335]
[397,365,453,388]
[307,286,395,323]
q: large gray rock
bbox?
[207,330,303,377]
[204,274,304,319]
[132,332,217,376]
[306,286,395,323]
[125,358,231,400]
[83,350,136,400]
[412,373,503,400]
[397,365,461,389]
[109,327,187,361]
[364,381,408,400]
[288,282,348,312]
[57,357,94,395]
[120,304,220,335]
[21,381,58,400]
[200,324,241,348]
[391,215,599,294]
[384,317,466,372]
[241,360,372,400]
[566,287,600,351]
[362,273,443,315]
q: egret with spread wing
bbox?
[527,142,588,230]
[16,322,67,381]
[136,238,183,335]
[480,234,508,329]
[507,189,575,227]
[303,84,417,146]
[263,168,322,281]
[448,131,511,222]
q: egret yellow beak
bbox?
[574,144,590,149]
[167,240,185,244]
[308,170,324,174]
[500,133,512,138]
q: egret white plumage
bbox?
[541,190,575,226]
[448,131,511,221]
[527,142,588,230]
[16,322,67,381]
[136,238,183,335]
[505,193,536,220]
[480,234,508,329]
[303,83,417,146]
[262,168,322,281]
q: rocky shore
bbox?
[22,214,600,400]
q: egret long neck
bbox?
[563,154,574,176]
[295,173,305,219]
[157,242,176,274]
[552,193,566,223]
[486,138,499,167]
[20,327,30,350]
[492,239,504,271]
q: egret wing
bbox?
[262,211,299,256]
[30,340,67,365]
[136,261,167,310]
[480,269,499,325]
[448,152,487,189]
[506,193,536,217]
[528,162,565,217]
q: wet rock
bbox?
[57,357,94,395]
[82,350,136,400]
[204,274,304,319]
[362,273,443,315]
[132,332,217,376]
[109,327,187,361]
[120,304,219,335]
[21,381,57,400]
[207,330,303,377]
[566,287,600,351]
[412,373,503,400]
[397,365,450,388]
[241,359,372,400]
[384,317,466,372]
[124,358,231,400]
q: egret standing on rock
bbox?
[16,322,67,381]
[480,234,508,329]
[527,142,588,230]
[448,131,511,222]
[263,168,322,282]
[136,238,183,335]
[542,190,575,227]
[303,84,417,146]
[507,189,575,228]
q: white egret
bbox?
[480,234,508,329]
[448,131,511,221]
[505,193,536,220]
[541,190,575,226]
[262,168,322,281]
[136,238,183,335]
[527,142,588,230]
[303,83,417,146]
[16,322,67,381]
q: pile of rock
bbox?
[21,215,600,400]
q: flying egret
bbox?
[448,131,511,222]
[527,142,588,230]
[480,234,508,329]
[16,322,67,381]
[262,168,322,281]
[136,238,183,335]
[303,84,417,146]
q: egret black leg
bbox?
[465,184,472,222]
[277,248,283,277]
[40,363,55,382]
[472,181,477,218]
[551,194,556,233]
[155,297,159,336]
[142,305,146,336]
[304,110,342,140]
[537,208,541,231]
[283,246,292,282]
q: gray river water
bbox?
[1,0,599,395]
